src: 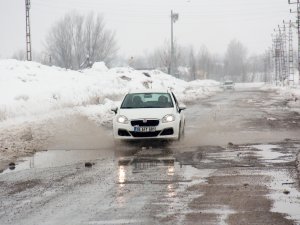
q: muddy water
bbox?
[181,88,300,147]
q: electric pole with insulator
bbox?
[25,0,32,61]
[288,0,300,84]
[170,10,179,76]
[284,20,295,85]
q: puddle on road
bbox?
[1,144,177,175]
[252,144,294,163]
[1,148,113,174]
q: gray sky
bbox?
[0,0,294,59]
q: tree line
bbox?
[129,39,267,82]
[12,11,267,82]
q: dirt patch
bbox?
[188,176,271,212]
[184,213,218,225]
[3,179,42,195]
[184,172,298,225]
[173,141,300,224]
[227,211,294,225]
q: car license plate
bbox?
[134,126,156,132]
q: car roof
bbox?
[127,89,171,94]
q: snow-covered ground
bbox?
[261,84,300,112]
[0,60,221,127]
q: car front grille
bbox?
[131,119,159,127]
[129,131,160,137]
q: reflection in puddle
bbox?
[116,152,178,209]
[2,149,113,174]
[116,148,178,209]
[117,157,176,183]
[132,158,159,170]
[167,183,176,198]
[118,166,126,188]
[168,166,175,176]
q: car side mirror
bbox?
[111,106,118,114]
[178,104,186,113]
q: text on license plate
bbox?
[134,126,156,132]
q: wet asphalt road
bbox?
[1,86,300,225]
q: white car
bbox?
[112,90,186,141]
[222,80,235,90]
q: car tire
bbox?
[177,122,182,141]
[181,121,185,138]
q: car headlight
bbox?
[162,114,175,123]
[116,115,129,124]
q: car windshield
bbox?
[121,93,174,109]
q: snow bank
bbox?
[180,79,221,103]
[0,59,221,127]
[261,84,300,111]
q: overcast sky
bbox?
[0,0,294,59]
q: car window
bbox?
[121,93,174,109]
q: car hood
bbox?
[118,108,175,120]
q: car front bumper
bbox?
[113,120,180,140]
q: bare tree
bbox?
[154,41,182,75]
[197,45,211,79]
[247,54,265,82]
[45,12,117,69]
[224,39,248,82]
[189,47,197,80]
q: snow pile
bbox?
[91,62,109,73]
[180,79,221,103]
[0,59,221,126]
[261,84,300,111]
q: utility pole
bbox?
[289,21,295,85]
[284,20,295,85]
[25,0,32,61]
[288,0,299,84]
[170,10,179,76]
[273,29,282,85]
[278,24,288,84]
